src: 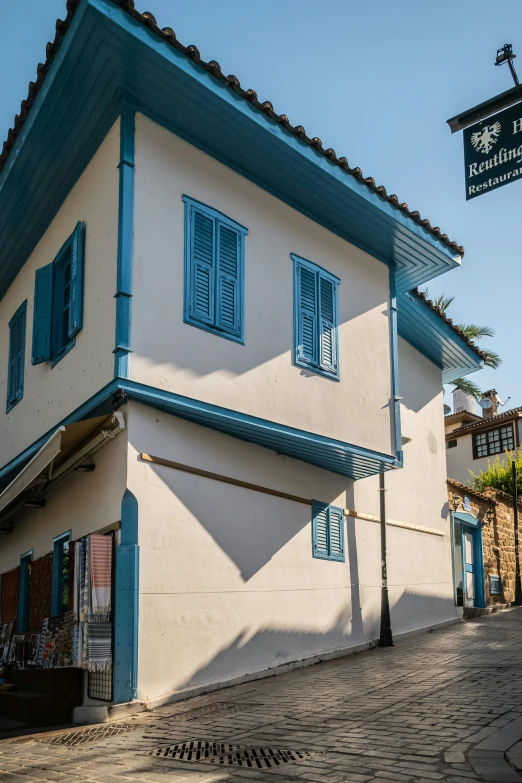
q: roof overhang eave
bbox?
[0,0,462,302]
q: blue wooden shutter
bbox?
[216,224,241,336]
[312,502,330,558]
[32,264,53,364]
[68,221,85,339]
[190,208,215,325]
[7,303,26,408]
[297,263,317,365]
[328,506,345,561]
[319,275,337,373]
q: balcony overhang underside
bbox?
[0,0,461,303]
[0,413,124,531]
[0,381,400,491]
[397,292,484,383]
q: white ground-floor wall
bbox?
[127,401,460,706]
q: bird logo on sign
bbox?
[470,121,501,154]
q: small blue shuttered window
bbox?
[312,501,345,561]
[183,196,247,343]
[7,301,27,412]
[292,255,340,380]
[32,222,85,366]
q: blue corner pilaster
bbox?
[389,267,403,464]
[114,488,139,703]
[114,105,135,379]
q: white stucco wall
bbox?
[127,391,458,705]
[0,424,127,573]
[354,338,460,635]
[131,114,393,454]
[446,419,522,486]
[0,119,120,469]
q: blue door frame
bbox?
[451,511,486,609]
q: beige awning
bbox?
[0,413,124,526]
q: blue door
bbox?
[452,512,486,609]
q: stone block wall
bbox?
[447,480,520,605]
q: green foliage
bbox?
[450,377,483,401]
[469,451,522,497]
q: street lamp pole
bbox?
[512,460,522,605]
[379,472,393,647]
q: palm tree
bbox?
[422,289,501,401]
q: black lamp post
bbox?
[378,473,393,647]
[512,460,522,606]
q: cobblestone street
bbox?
[1,609,522,783]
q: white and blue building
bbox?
[0,0,485,720]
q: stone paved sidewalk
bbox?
[2,609,522,783]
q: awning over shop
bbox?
[0,412,125,530]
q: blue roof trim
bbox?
[397,292,483,382]
[0,0,461,304]
[0,379,401,488]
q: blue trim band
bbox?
[389,267,403,462]
[121,379,401,480]
[114,489,139,703]
[0,377,401,488]
[114,105,135,379]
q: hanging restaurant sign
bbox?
[464,101,522,200]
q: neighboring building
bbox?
[446,389,521,485]
[0,1,484,722]
[448,479,520,612]
[445,389,521,613]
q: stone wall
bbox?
[448,480,521,605]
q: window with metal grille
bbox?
[88,669,113,702]
[447,439,457,449]
[183,196,247,343]
[473,424,515,459]
[293,255,340,380]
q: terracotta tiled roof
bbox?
[447,406,522,436]
[0,0,465,258]
[448,477,522,508]
[412,289,486,360]
[447,477,497,505]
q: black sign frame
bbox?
[464,101,522,200]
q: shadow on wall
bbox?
[146,460,349,581]
[167,589,458,698]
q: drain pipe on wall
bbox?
[379,472,393,646]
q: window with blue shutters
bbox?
[32,222,85,366]
[312,501,345,561]
[292,255,340,380]
[183,196,247,343]
[7,300,27,412]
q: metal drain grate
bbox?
[149,740,310,767]
[40,724,139,746]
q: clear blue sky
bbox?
[2,1,521,411]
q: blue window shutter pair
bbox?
[293,255,339,379]
[7,301,27,411]
[312,501,345,561]
[184,196,246,342]
[32,222,85,365]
